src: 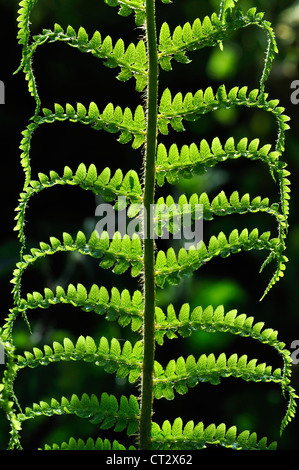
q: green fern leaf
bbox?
[5,0,295,454]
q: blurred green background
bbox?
[0,0,299,451]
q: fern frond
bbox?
[154,229,281,288]
[19,392,140,435]
[11,231,143,298]
[36,102,146,148]
[7,0,295,452]
[16,0,38,46]
[104,0,146,26]
[158,8,277,76]
[42,436,136,450]
[27,26,148,91]
[14,165,142,235]
[279,166,291,222]
[12,284,143,331]
[154,304,297,433]
[151,418,277,450]
[259,252,288,300]
[153,190,284,232]
[280,385,298,435]
[158,87,290,149]
[155,303,284,349]
[153,353,282,399]
[155,138,284,186]
[19,106,145,191]
[17,336,142,383]
[15,0,41,112]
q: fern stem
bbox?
[139,0,158,451]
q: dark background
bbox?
[0,0,299,451]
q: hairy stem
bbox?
[139,0,158,451]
